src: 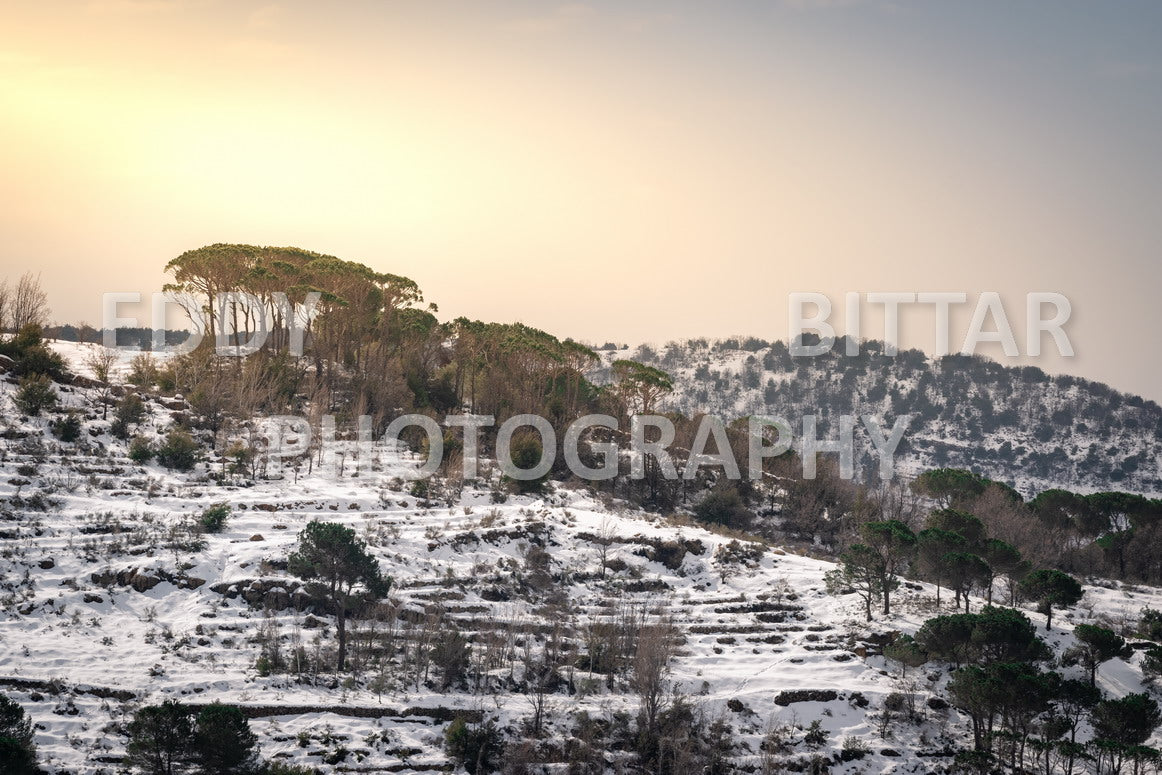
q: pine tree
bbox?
[288,521,389,671]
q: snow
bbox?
[1,363,1160,773]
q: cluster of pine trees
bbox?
[882,605,1162,773]
[827,467,1162,622]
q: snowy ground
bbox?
[0,347,1159,773]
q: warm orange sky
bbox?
[1,1,1160,399]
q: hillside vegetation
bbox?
[611,337,1162,495]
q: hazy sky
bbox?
[2,1,1160,399]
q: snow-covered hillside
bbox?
[1,348,1161,773]
[596,339,1162,497]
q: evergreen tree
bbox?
[289,521,389,671]
[13,373,58,416]
[1064,625,1131,687]
[883,634,928,677]
[1020,569,1083,630]
[910,469,988,509]
[980,538,1023,606]
[917,528,966,607]
[191,703,258,775]
[860,520,916,616]
[126,700,194,775]
[1091,693,1161,747]
[942,552,990,613]
[825,543,886,622]
[0,694,38,775]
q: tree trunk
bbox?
[337,605,348,671]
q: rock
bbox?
[83,594,104,604]
[264,589,290,609]
[127,570,162,593]
[91,570,115,586]
[249,534,264,542]
[774,689,838,706]
[39,558,55,570]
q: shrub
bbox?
[15,345,66,380]
[0,324,66,379]
[840,736,870,761]
[111,393,147,438]
[128,353,160,387]
[504,432,550,494]
[445,717,502,775]
[712,540,765,580]
[13,374,58,416]
[129,435,155,463]
[50,411,82,442]
[1138,608,1162,641]
[0,694,38,775]
[156,364,178,393]
[692,488,752,529]
[199,504,231,534]
[803,719,827,748]
[156,428,200,471]
[1142,646,1162,681]
[260,764,318,775]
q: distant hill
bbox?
[599,337,1162,496]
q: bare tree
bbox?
[9,272,49,331]
[0,278,9,333]
[596,514,616,579]
[85,346,119,419]
[631,617,677,736]
[523,642,558,737]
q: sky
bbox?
[1,0,1160,400]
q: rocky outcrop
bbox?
[90,566,206,593]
